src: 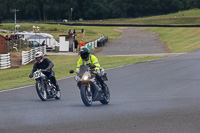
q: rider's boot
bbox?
[55,84,60,91]
[102,84,108,96]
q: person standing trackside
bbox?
[74,39,78,52]
[77,40,86,54]
[78,40,85,48]
[42,40,46,46]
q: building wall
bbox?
[59,34,74,52]
[59,36,69,52]
[0,35,6,54]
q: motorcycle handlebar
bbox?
[40,69,48,72]
[90,70,99,75]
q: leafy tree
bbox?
[0,0,199,21]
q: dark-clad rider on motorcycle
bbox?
[76,48,107,95]
[29,52,60,91]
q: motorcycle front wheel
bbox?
[36,81,47,101]
[100,84,110,105]
[80,85,92,106]
[55,90,61,100]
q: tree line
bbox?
[0,0,200,22]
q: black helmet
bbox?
[80,48,90,60]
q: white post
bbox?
[10,9,19,33]
[71,8,73,21]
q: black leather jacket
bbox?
[30,58,54,75]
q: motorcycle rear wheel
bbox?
[80,86,92,106]
[36,81,47,101]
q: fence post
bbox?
[22,51,25,65]
[21,46,46,65]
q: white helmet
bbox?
[35,52,44,63]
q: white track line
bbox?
[0,85,34,93]
[0,76,74,93]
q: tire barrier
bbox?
[97,36,108,47]
[85,36,108,52]
[0,53,11,69]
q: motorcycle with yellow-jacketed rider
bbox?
[70,48,110,106]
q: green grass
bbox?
[0,23,120,42]
[0,55,162,90]
[145,27,200,53]
[70,9,200,25]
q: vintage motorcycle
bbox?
[70,65,110,106]
[33,69,61,101]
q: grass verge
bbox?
[145,27,200,53]
[0,23,121,42]
[69,9,200,25]
[0,55,162,90]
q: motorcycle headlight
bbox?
[83,75,89,80]
[82,72,91,81]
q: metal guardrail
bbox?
[0,53,11,69]
[22,46,46,65]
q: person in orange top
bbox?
[77,40,86,54]
[78,40,85,47]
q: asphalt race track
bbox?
[98,27,167,55]
[1,50,200,133]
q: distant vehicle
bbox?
[30,41,41,47]
[63,19,68,22]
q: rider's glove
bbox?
[29,74,33,78]
[76,70,79,74]
[88,64,96,69]
[95,69,100,74]
[46,67,51,72]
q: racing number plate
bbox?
[33,71,42,79]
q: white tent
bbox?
[16,32,59,48]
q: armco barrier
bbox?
[22,46,46,65]
[0,53,11,69]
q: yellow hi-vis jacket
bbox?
[76,54,100,72]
